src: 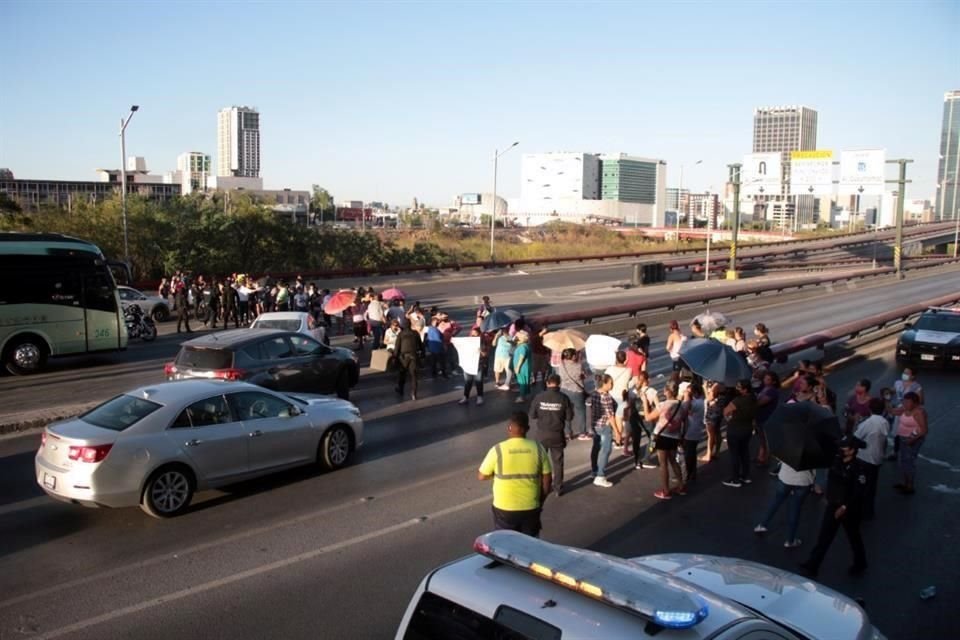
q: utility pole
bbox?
[490,141,519,261]
[887,159,912,279]
[704,196,713,281]
[118,105,139,268]
[726,163,741,279]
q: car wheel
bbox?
[151,306,170,322]
[319,425,352,470]
[141,465,194,518]
[335,369,350,400]
[3,335,49,375]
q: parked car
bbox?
[250,311,327,344]
[396,530,886,640]
[165,329,359,399]
[896,306,960,368]
[35,380,364,518]
[118,285,171,322]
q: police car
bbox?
[395,531,885,640]
[896,306,960,368]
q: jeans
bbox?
[760,481,811,541]
[630,419,655,467]
[463,371,484,398]
[590,425,614,478]
[428,350,446,377]
[727,431,752,481]
[561,390,586,437]
[369,321,383,349]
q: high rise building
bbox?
[936,90,960,220]
[752,105,818,226]
[520,152,601,201]
[217,106,260,178]
[177,152,211,194]
[599,154,662,204]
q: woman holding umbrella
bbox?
[512,331,533,404]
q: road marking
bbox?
[535,290,542,298]
[929,484,960,494]
[0,463,481,611]
[919,454,960,473]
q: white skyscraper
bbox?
[176,151,211,194]
[217,106,260,178]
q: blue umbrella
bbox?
[678,338,752,385]
[481,309,521,333]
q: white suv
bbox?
[395,531,885,640]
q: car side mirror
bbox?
[282,405,302,418]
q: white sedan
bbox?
[250,311,328,344]
[35,380,363,518]
[118,285,171,322]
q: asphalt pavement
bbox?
[0,332,957,640]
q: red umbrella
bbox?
[323,290,357,315]
[382,287,408,301]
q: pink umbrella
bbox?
[382,287,408,301]
[323,289,357,315]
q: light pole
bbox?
[119,105,139,267]
[704,193,713,281]
[675,159,701,250]
[490,141,519,261]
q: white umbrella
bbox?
[584,334,622,371]
[693,310,730,334]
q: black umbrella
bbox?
[481,309,521,333]
[765,401,843,470]
[678,338,752,385]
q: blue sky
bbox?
[1,0,957,206]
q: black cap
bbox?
[837,434,866,450]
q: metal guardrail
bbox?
[770,291,960,361]
[530,256,960,326]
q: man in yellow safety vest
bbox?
[478,412,553,537]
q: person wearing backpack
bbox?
[722,380,758,488]
[643,381,686,500]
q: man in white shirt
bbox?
[853,397,889,520]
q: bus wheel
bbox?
[4,336,48,375]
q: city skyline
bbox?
[1,1,956,206]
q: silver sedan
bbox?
[35,380,363,518]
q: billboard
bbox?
[839,149,886,196]
[461,193,482,205]
[741,153,781,196]
[789,150,834,196]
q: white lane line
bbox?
[31,493,493,640]
[0,464,480,611]
[0,496,49,517]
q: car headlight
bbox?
[349,406,361,417]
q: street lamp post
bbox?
[119,105,139,267]
[490,141,519,262]
[675,159,701,250]
[704,194,712,281]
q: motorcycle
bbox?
[124,305,158,342]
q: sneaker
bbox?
[722,479,743,488]
[634,464,643,470]
[496,384,510,391]
[653,490,672,500]
[514,397,525,404]
[784,539,803,548]
[741,478,753,485]
[674,485,688,496]
[410,394,417,401]
[476,396,484,405]
[593,477,613,488]
[754,524,768,534]
[457,397,468,405]
[577,434,592,441]
[641,461,659,470]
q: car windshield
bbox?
[80,395,162,431]
[175,346,234,369]
[914,313,960,333]
[253,319,300,331]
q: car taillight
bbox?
[213,368,245,381]
[68,444,114,463]
[164,362,177,377]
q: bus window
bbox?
[83,272,118,313]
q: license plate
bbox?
[43,473,56,490]
[921,354,935,361]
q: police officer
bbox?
[478,412,552,537]
[800,434,869,578]
[394,323,422,401]
[174,278,192,334]
[221,278,239,329]
[529,374,573,496]
[203,279,220,328]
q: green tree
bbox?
[311,185,334,223]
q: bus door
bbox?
[83,271,123,352]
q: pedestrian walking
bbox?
[394,324,422,401]
[800,434,870,578]
[221,279,239,329]
[754,462,815,548]
[512,331,533,403]
[587,374,618,488]
[643,381,686,499]
[424,317,447,378]
[365,293,387,349]
[853,397,889,519]
[174,278,192,333]
[530,374,573,496]
[458,327,488,405]
[493,328,513,390]
[477,412,552,537]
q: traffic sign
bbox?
[789,150,834,196]
[742,153,781,196]
[839,149,886,196]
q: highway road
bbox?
[0,327,957,639]
[3,261,959,425]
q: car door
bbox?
[167,395,249,483]
[288,335,338,392]
[256,335,301,391]
[226,390,313,471]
